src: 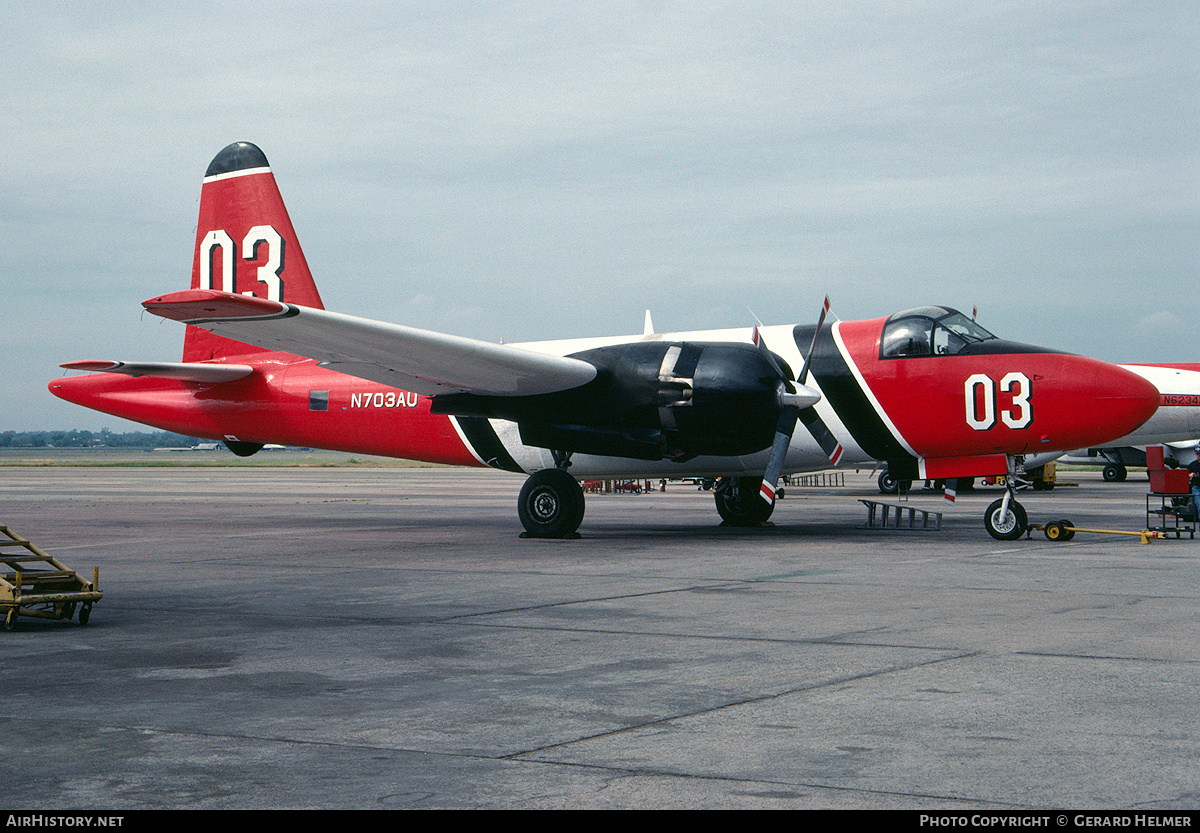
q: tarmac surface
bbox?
[2,460,1198,809]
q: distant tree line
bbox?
[0,429,204,449]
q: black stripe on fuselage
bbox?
[792,324,916,467]
[454,416,524,473]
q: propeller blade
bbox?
[797,295,830,386]
[751,325,793,393]
[760,404,799,504]
[759,297,831,504]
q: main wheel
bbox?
[518,469,585,538]
[1102,464,1127,482]
[877,470,912,495]
[714,477,775,526]
[984,498,1028,541]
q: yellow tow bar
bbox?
[1034,520,1165,544]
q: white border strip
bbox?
[202,166,272,184]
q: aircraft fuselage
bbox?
[51,317,1159,483]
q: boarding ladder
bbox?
[1,524,101,630]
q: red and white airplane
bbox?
[50,142,1160,540]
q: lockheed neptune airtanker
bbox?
[50,143,1160,540]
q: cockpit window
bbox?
[881,318,934,357]
[880,307,995,359]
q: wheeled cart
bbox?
[1,524,102,631]
[1146,494,1197,539]
[1143,446,1196,539]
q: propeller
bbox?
[757,297,830,504]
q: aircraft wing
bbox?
[142,290,598,397]
[59,360,254,383]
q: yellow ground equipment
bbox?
[1036,519,1166,545]
[1,524,101,631]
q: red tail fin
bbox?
[184,142,324,361]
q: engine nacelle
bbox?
[431,341,789,460]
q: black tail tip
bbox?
[205,142,270,178]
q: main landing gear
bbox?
[877,470,912,495]
[518,453,585,538]
[713,476,775,526]
[515,469,781,537]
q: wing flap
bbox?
[142,290,598,397]
[59,360,254,383]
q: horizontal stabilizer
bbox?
[59,360,254,383]
[142,290,599,397]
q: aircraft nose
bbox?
[1080,359,1160,446]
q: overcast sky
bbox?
[3,1,1197,432]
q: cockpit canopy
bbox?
[879,306,996,359]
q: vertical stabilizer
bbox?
[184,142,325,361]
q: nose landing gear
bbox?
[983,457,1029,541]
[984,494,1028,540]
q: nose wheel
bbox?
[984,496,1028,541]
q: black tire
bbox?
[518,469,585,538]
[1059,519,1076,541]
[78,604,91,626]
[1102,464,1127,482]
[714,477,775,526]
[984,498,1028,541]
[1044,521,1064,541]
[877,471,912,495]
